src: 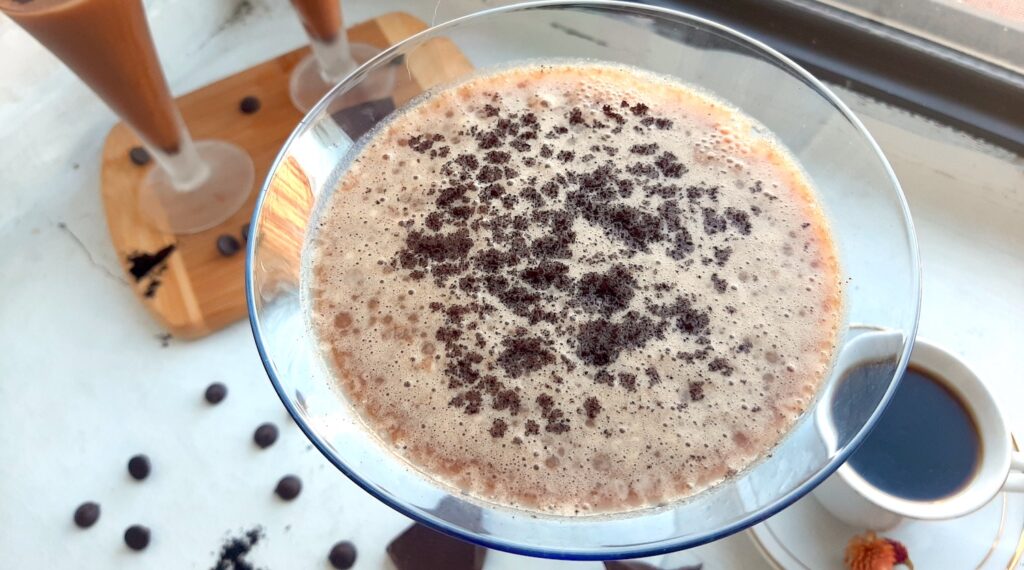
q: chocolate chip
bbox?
[274,475,302,500]
[204,382,227,404]
[127,454,151,481]
[128,146,151,166]
[239,96,261,114]
[124,525,151,550]
[254,423,279,449]
[328,541,358,569]
[216,234,241,257]
[73,502,100,528]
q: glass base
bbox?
[288,43,396,113]
[138,140,254,235]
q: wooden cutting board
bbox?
[101,11,471,339]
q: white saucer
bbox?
[747,488,1024,569]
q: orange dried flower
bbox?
[844,532,913,570]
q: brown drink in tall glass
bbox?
[287,0,394,113]
[1,0,254,234]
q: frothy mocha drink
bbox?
[306,64,842,515]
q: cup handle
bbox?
[1006,449,1024,492]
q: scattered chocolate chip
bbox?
[124,525,151,551]
[204,382,227,404]
[274,475,302,500]
[254,423,279,449]
[216,234,241,257]
[328,541,358,569]
[73,502,100,528]
[128,146,151,166]
[239,96,261,114]
[127,454,151,481]
[388,524,487,570]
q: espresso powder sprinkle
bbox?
[378,94,765,438]
[308,63,842,514]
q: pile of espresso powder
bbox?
[388,99,761,441]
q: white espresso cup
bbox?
[813,338,1023,530]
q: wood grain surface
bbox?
[101,11,471,339]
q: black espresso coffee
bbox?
[847,366,981,501]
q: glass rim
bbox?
[247,0,922,559]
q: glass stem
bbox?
[310,33,358,85]
[147,120,211,193]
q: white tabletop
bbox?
[1,1,1021,569]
